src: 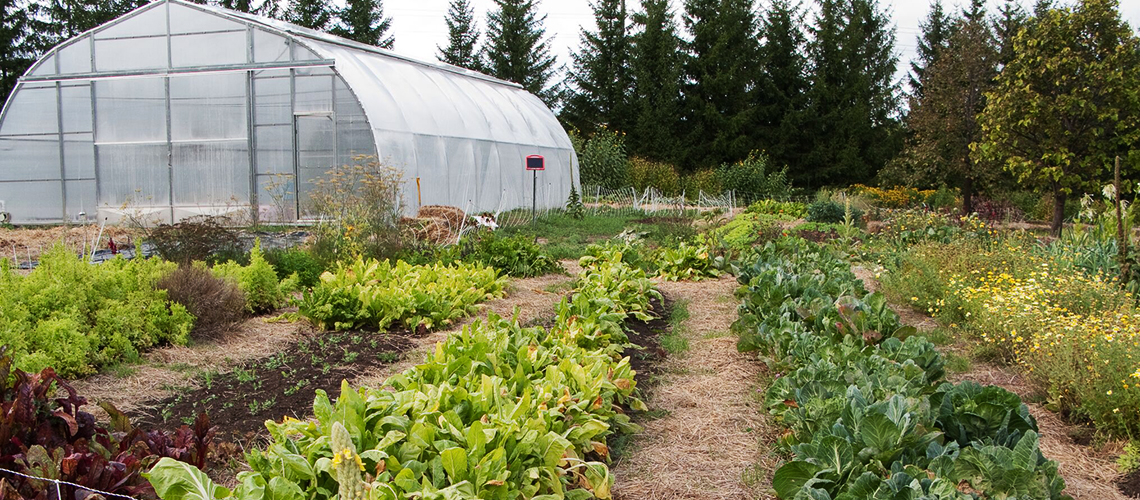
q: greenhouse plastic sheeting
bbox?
[0,0,578,224]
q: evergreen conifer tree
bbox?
[0,0,34,101]
[800,0,901,187]
[437,0,482,71]
[287,0,333,31]
[563,0,632,135]
[755,0,810,178]
[628,0,684,163]
[485,0,558,106]
[333,0,394,48]
[680,0,760,170]
[994,0,1026,67]
[909,0,953,98]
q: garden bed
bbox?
[131,330,414,444]
[623,295,671,387]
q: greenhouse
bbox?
[0,0,578,224]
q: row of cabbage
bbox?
[734,238,1070,500]
[145,250,661,500]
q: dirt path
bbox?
[853,266,1127,500]
[611,276,776,500]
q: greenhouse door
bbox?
[293,112,335,219]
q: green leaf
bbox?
[773,461,823,499]
[440,447,468,482]
[145,457,232,500]
[1012,430,1040,470]
[859,413,900,452]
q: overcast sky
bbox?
[362,0,1140,84]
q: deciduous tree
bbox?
[975,0,1140,236]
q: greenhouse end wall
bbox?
[0,0,578,225]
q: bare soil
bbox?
[623,296,671,388]
[130,331,414,444]
[612,276,776,500]
[853,266,1127,500]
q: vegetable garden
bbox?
[3,186,1140,499]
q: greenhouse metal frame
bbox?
[0,0,578,224]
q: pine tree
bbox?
[994,0,1026,67]
[909,0,953,98]
[680,0,761,170]
[438,0,482,71]
[287,0,333,31]
[0,0,34,101]
[332,0,394,48]
[189,0,262,13]
[962,0,985,23]
[32,0,148,44]
[563,0,632,135]
[628,0,684,163]
[800,0,902,187]
[755,0,810,178]
[484,0,558,106]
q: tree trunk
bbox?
[961,177,974,215]
[1051,189,1066,237]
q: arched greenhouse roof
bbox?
[0,0,577,224]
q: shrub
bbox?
[715,152,792,202]
[306,155,407,264]
[681,169,722,198]
[158,264,246,339]
[629,157,682,196]
[212,241,288,314]
[0,246,193,377]
[147,216,241,264]
[264,247,324,288]
[746,199,807,218]
[576,126,629,189]
[806,200,864,224]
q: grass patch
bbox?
[944,352,972,374]
[543,280,574,294]
[704,330,732,339]
[660,299,691,355]
[500,209,698,259]
[104,363,139,378]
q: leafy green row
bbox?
[297,257,508,331]
[0,246,193,377]
[735,238,1069,500]
[581,239,722,283]
[146,249,660,500]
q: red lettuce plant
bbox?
[0,349,212,500]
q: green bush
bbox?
[628,157,681,196]
[0,246,193,377]
[746,199,807,218]
[681,169,722,198]
[446,232,562,278]
[576,127,629,189]
[264,247,324,288]
[716,152,792,202]
[212,241,289,314]
[807,200,864,224]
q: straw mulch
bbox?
[854,267,1127,500]
[407,205,471,245]
[611,276,777,500]
[0,225,137,263]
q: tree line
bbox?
[2,0,1138,234]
